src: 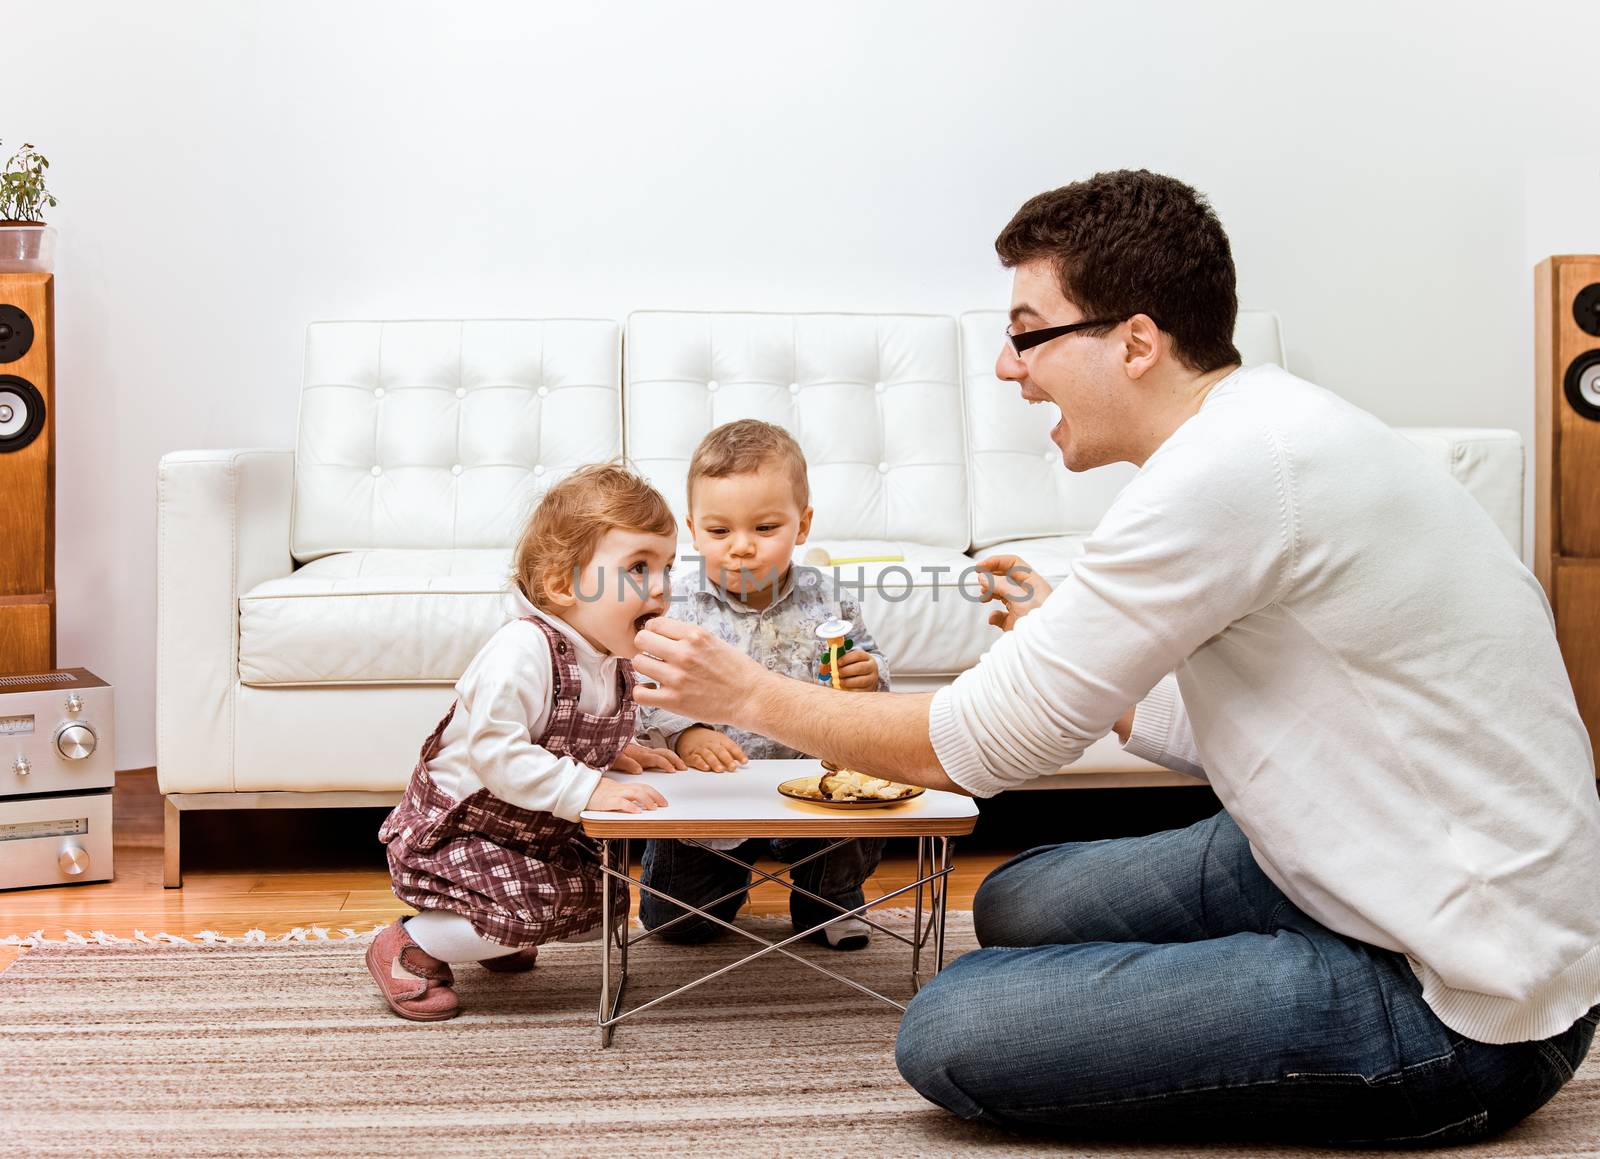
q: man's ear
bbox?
[1123,313,1163,381]
[795,505,814,545]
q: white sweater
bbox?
[427,607,619,822]
[929,364,1600,1045]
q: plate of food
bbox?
[777,768,925,809]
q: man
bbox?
[633,170,1600,1144]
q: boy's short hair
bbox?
[687,419,810,511]
[994,169,1241,373]
[513,462,675,611]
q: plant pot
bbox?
[0,224,57,273]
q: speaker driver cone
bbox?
[0,374,45,452]
[1575,283,1600,339]
[0,304,35,364]
[1566,350,1600,423]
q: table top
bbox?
[579,759,979,838]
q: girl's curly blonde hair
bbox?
[513,463,676,612]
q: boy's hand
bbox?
[675,726,748,773]
[974,554,1053,632]
[834,650,880,691]
[610,741,688,775]
[586,776,668,814]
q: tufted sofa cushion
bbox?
[623,311,979,677]
[961,309,1287,549]
[291,319,622,561]
[239,549,521,685]
[624,311,970,550]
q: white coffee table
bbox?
[579,758,979,1046]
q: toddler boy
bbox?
[639,419,890,948]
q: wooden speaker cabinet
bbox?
[1535,255,1600,765]
[0,273,55,675]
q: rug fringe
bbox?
[1,924,390,948]
[3,907,963,949]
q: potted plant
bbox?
[0,140,58,273]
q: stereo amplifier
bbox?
[1,668,114,889]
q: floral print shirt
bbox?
[638,561,892,760]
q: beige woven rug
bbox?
[1,914,1595,1158]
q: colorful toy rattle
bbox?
[815,617,854,689]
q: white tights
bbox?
[403,910,519,963]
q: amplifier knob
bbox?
[11,755,28,777]
[59,844,91,876]
[66,693,84,714]
[56,722,97,760]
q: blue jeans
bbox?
[895,811,1597,1144]
[638,836,886,941]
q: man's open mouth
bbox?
[1026,395,1065,445]
[633,613,655,632]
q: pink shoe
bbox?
[479,946,539,973]
[365,918,460,1021]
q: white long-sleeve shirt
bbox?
[426,607,621,822]
[929,363,1600,1045]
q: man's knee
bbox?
[898,946,1142,1130]
[894,969,993,1119]
[970,874,1018,947]
[971,843,1066,946]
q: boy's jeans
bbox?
[895,811,1597,1145]
[639,836,886,941]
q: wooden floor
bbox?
[0,770,1018,975]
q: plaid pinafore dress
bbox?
[377,615,636,948]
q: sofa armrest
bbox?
[1394,427,1524,556]
[157,449,295,794]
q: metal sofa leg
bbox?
[163,797,182,889]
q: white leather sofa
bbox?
[156,310,1524,885]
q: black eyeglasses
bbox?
[1005,316,1128,354]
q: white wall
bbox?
[7,0,1599,771]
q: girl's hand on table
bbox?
[587,777,668,814]
[610,742,687,775]
[675,726,748,772]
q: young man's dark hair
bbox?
[994,169,1241,373]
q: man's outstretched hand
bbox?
[632,617,769,729]
[974,554,1053,632]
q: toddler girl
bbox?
[367,464,685,1021]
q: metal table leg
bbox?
[934,836,950,973]
[911,835,926,991]
[597,838,630,1047]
